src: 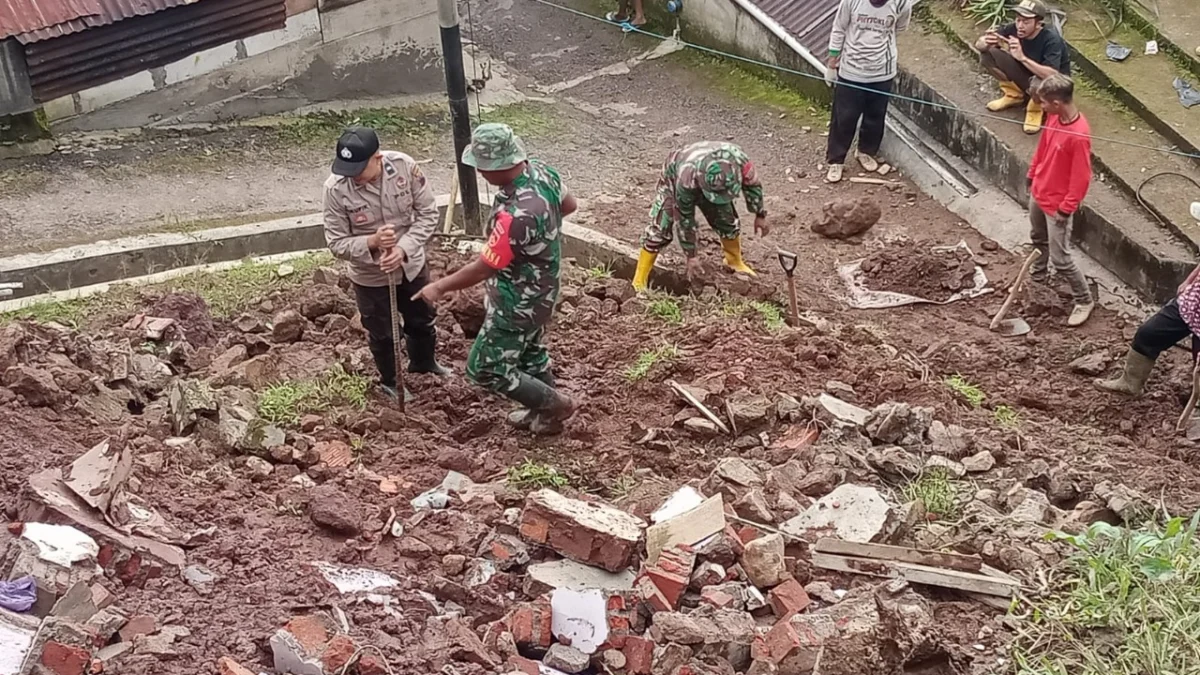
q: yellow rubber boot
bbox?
[632,249,657,291]
[1023,97,1044,134]
[986,81,1026,112]
[721,237,756,276]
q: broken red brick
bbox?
[320,635,358,673]
[507,655,541,675]
[518,489,646,572]
[762,620,802,665]
[737,525,762,544]
[358,654,388,675]
[642,545,696,610]
[604,591,641,647]
[118,615,156,642]
[768,578,811,619]
[505,598,552,649]
[41,641,91,675]
[689,561,727,590]
[635,574,673,613]
[622,635,654,675]
[6,522,22,535]
[217,657,256,675]
[283,615,329,654]
[700,587,738,608]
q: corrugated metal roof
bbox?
[25,0,284,101]
[754,0,841,54]
[2,0,200,44]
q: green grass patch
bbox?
[670,51,828,122]
[962,0,1008,26]
[257,364,369,425]
[2,252,335,328]
[749,300,787,332]
[478,101,561,138]
[901,467,961,519]
[646,296,683,326]
[994,404,1021,429]
[944,374,986,408]
[507,459,570,490]
[278,105,446,146]
[584,264,613,280]
[1012,514,1200,675]
[623,343,682,381]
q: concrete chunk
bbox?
[519,490,646,572]
[527,560,637,592]
[781,484,893,543]
[741,533,786,589]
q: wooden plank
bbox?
[814,538,983,573]
[849,177,899,186]
[0,282,22,289]
[811,551,1019,597]
[668,380,731,435]
[645,494,725,564]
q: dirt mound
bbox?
[860,241,976,302]
[812,197,883,239]
[145,292,218,346]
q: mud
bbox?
[860,241,977,302]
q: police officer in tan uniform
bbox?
[323,126,448,401]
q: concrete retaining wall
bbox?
[0,193,686,305]
[47,0,444,131]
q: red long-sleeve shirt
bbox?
[1027,112,1093,217]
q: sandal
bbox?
[621,20,647,33]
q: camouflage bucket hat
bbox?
[699,155,742,205]
[462,122,527,171]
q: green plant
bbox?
[279,105,445,146]
[584,264,613,280]
[608,473,638,500]
[507,460,569,490]
[1012,514,1200,675]
[749,300,787,332]
[257,364,370,425]
[994,404,1021,429]
[623,344,682,381]
[646,296,683,326]
[901,468,960,519]
[964,0,1008,26]
[944,374,986,408]
[479,102,560,138]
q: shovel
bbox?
[777,248,800,326]
[989,249,1041,337]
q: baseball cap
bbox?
[461,123,527,171]
[1013,0,1046,18]
[699,155,743,205]
[332,127,379,177]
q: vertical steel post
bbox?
[439,0,482,235]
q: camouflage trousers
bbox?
[465,311,550,395]
[642,192,741,254]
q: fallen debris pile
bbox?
[860,241,976,302]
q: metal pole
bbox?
[439,0,482,235]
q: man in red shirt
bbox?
[1026,73,1094,326]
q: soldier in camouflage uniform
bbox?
[412,123,578,434]
[633,141,770,291]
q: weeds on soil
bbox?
[2,252,335,327]
[646,295,683,326]
[945,374,986,408]
[258,364,369,425]
[624,344,682,381]
[1012,513,1200,675]
[507,460,570,490]
[902,468,960,519]
[749,301,787,332]
[994,404,1021,429]
[279,105,444,146]
[584,264,613,280]
[963,0,1008,26]
[477,102,560,138]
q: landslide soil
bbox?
[860,240,977,302]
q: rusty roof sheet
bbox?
[1,0,199,43]
[753,0,841,54]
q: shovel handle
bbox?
[776,248,799,276]
[989,249,1040,331]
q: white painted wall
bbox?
[46,0,439,124]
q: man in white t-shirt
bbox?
[824,0,913,183]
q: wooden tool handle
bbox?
[1177,359,1200,433]
[990,249,1041,331]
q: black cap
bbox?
[332,127,380,177]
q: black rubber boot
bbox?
[506,373,574,436]
[507,371,555,430]
[406,333,452,376]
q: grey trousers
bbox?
[1029,197,1091,304]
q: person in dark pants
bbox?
[323,127,449,402]
[824,0,912,183]
[975,0,1070,134]
[1097,266,1200,396]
